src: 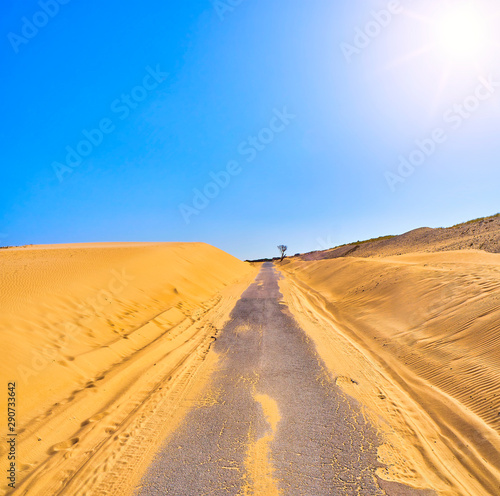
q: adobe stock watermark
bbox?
[8,0,72,54]
[212,0,245,21]
[385,75,500,192]
[179,106,296,224]
[340,0,404,63]
[315,235,335,251]
[52,64,168,183]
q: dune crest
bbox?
[278,250,500,496]
[0,242,256,495]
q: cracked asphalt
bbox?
[136,262,435,496]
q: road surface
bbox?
[136,263,434,495]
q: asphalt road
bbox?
[136,263,434,496]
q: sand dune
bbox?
[0,242,256,495]
[278,250,500,495]
[3,235,499,495]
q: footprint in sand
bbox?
[81,411,108,427]
[115,433,131,446]
[18,463,34,472]
[49,437,79,454]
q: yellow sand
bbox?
[0,242,256,496]
[243,391,281,496]
[278,251,500,496]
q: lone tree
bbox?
[277,245,287,262]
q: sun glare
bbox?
[435,4,491,61]
[382,1,500,117]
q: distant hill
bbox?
[296,213,500,261]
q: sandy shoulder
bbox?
[277,251,500,496]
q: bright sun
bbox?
[435,3,492,61]
[383,1,500,114]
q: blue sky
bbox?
[2,0,500,260]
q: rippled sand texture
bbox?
[278,251,500,496]
[0,242,256,496]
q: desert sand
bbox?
[277,250,500,495]
[0,242,256,495]
[2,228,500,495]
[135,263,431,495]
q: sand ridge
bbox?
[0,242,257,495]
[277,250,500,495]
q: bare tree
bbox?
[277,245,287,262]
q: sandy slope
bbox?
[0,242,256,496]
[277,251,500,496]
[301,214,500,261]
